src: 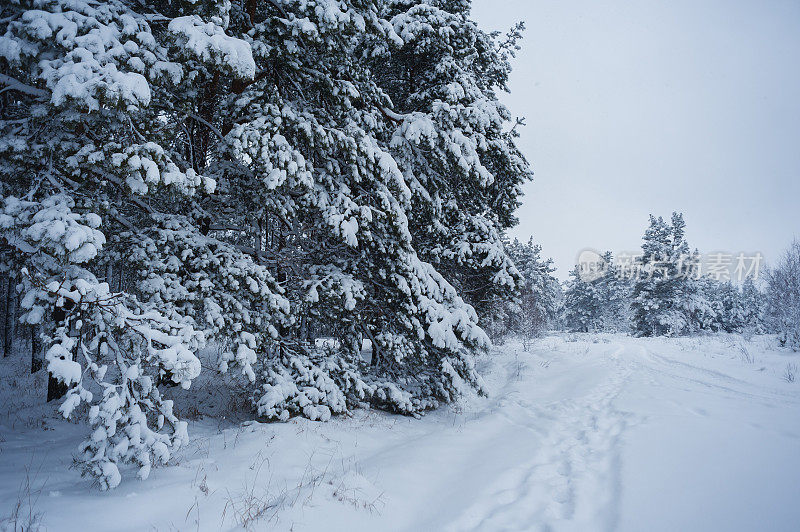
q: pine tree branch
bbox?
[186,113,224,140]
[100,174,155,214]
[379,106,406,123]
[0,74,48,98]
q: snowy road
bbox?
[2,334,799,531]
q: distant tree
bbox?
[562,251,629,333]
[740,277,766,333]
[719,281,747,332]
[506,237,559,347]
[765,239,800,349]
[693,277,724,332]
[630,213,706,336]
[595,251,631,332]
[563,267,598,333]
[689,276,769,334]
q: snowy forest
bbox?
[1,1,799,531]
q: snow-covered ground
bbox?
[2,334,799,531]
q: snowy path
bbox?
[2,334,799,531]
[445,343,633,531]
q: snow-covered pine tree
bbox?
[695,277,767,334]
[562,251,628,333]
[505,237,558,346]
[563,266,602,333]
[0,0,270,488]
[377,1,531,322]
[719,280,747,332]
[740,277,766,333]
[595,251,630,332]
[1,0,531,488]
[765,239,800,349]
[630,213,707,336]
[694,276,724,332]
[213,0,510,418]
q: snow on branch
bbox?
[168,16,256,79]
[0,73,48,98]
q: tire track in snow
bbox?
[636,345,800,407]
[447,344,636,532]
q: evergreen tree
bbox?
[693,277,764,334]
[0,0,258,489]
[740,277,766,333]
[595,251,631,332]
[377,1,530,320]
[563,267,601,333]
[563,251,629,333]
[719,281,747,332]
[506,237,558,345]
[630,213,706,336]
[0,0,531,487]
[765,239,800,349]
[694,276,724,332]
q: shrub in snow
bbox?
[256,348,353,422]
[785,363,797,383]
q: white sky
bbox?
[471,0,800,279]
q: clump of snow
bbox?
[168,16,255,79]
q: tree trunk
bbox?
[1,274,6,357]
[254,218,263,258]
[47,374,68,402]
[30,325,42,373]
[192,70,220,173]
[3,274,14,357]
[105,261,113,288]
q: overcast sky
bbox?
[471,0,800,279]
